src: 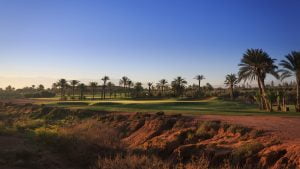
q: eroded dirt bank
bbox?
[198,115,300,143]
[0,102,299,169]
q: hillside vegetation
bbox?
[0,102,299,169]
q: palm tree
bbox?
[70,80,80,98]
[238,49,278,111]
[224,74,238,100]
[194,75,205,92]
[57,79,68,100]
[66,83,72,96]
[147,82,153,96]
[51,83,58,93]
[159,79,168,96]
[37,84,45,91]
[134,82,143,97]
[127,80,133,96]
[78,83,86,100]
[171,76,187,97]
[101,76,110,99]
[279,51,300,112]
[89,82,98,100]
[119,76,129,98]
[107,82,114,98]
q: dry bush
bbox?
[14,119,45,131]
[195,121,221,140]
[227,125,250,135]
[183,156,210,169]
[59,119,123,148]
[93,154,170,169]
[33,119,125,168]
[231,142,264,167]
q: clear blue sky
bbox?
[0,0,299,88]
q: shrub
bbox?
[227,125,250,135]
[195,121,221,139]
[24,91,56,98]
[232,142,264,165]
[14,119,45,131]
[93,154,169,169]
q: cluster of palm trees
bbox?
[52,48,300,112]
[53,74,208,100]
[54,76,115,100]
[224,49,300,112]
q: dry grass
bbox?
[93,154,169,169]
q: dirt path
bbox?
[197,115,300,144]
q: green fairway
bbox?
[40,97,300,116]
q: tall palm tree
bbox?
[279,51,300,112]
[224,74,238,100]
[194,75,205,92]
[159,79,168,96]
[171,76,187,97]
[107,82,114,98]
[119,76,129,98]
[238,49,278,111]
[89,82,98,100]
[57,79,68,100]
[127,80,133,96]
[101,76,110,99]
[147,82,153,96]
[70,80,80,97]
[78,83,86,100]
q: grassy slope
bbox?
[36,97,300,116]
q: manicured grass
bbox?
[39,97,300,116]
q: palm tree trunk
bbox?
[92,88,95,100]
[103,86,106,100]
[259,78,271,111]
[60,88,63,100]
[257,78,264,110]
[72,86,75,97]
[123,84,126,98]
[277,92,281,111]
[230,85,234,100]
[198,80,201,92]
[282,96,286,112]
[128,87,130,97]
[296,79,300,112]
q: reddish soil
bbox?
[198,115,300,144]
[0,99,300,144]
[0,102,300,168]
[2,98,300,144]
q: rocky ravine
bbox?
[0,102,299,169]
